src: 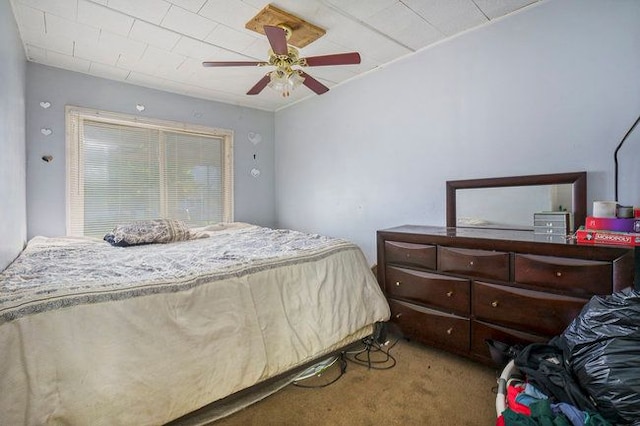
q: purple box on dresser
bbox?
[586,216,640,233]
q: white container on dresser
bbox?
[377,225,636,365]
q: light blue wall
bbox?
[0,0,27,270]
[274,0,640,263]
[26,64,275,238]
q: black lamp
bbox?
[612,114,640,291]
[614,115,640,202]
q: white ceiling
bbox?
[9,0,541,111]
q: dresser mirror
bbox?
[446,172,587,231]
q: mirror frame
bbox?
[446,172,587,230]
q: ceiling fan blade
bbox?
[264,25,289,56]
[300,71,329,95]
[203,61,267,67]
[302,52,361,67]
[247,74,271,95]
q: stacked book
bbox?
[575,216,640,246]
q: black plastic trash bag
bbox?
[556,287,640,425]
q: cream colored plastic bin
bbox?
[496,359,516,417]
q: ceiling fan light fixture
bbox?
[268,69,304,97]
[288,70,305,86]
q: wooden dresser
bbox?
[377,225,636,365]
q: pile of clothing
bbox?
[496,288,640,426]
[498,367,610,425]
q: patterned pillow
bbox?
[104,219,196,247]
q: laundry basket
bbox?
[495,359,517,417]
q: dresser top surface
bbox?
[379,225,637,251]
[380,225,555,243]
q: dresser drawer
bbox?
[514,254,612,295]
[533,226,568,236]
[438,246,510,281]
[386,266,470,315]
[471,321,549,365]
[385,241,436,269]
[473,281,588,336]
[389,300,470,354]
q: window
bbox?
[66,106,233,237]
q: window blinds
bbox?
[66,107,233,238]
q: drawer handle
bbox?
[491,300,499,308]
[469,261,474,266]
[556,271,562,277]
[395,313,403,319]
[446,327,453,335]
[446,290,454,297]
[395,281,401,286]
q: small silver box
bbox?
[533,211,571,236]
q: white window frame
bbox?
[65,106,234,236]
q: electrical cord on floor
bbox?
[292,353,348,388]
[291,334,400,389]
[344,335,399,370]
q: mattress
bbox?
[0,223,390,425]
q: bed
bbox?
[0,222,390,425]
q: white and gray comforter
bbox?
[1,224,359,323]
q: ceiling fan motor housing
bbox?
[269,45,300,72]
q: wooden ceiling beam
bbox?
[245,4,326,48]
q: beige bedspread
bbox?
[0,224,390,425]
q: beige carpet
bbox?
[205,337,499,425]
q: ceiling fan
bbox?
[202,24,361,97]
